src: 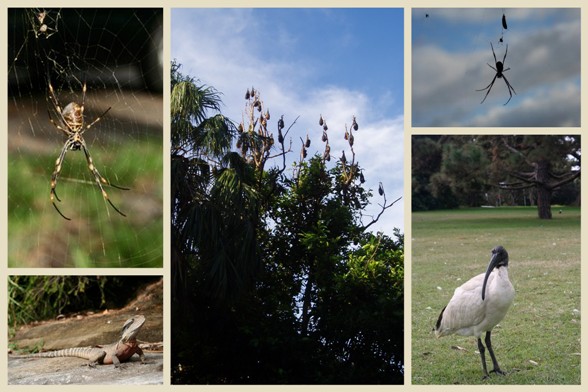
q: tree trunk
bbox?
[535,160,552,219]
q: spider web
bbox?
[7,8,163,268]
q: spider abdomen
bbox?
[62,102,84,131]
[495,61,504,75]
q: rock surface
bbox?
[8,279,163,385]
[8,352,163,385]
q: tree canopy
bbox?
[170,61,404,384]
[412,135,580,218]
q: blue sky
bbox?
[172,8,404,234]
[412,8,580,127]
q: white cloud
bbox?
[172,9,405,234]
[412,8,580,127]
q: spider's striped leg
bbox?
[80,81,86,111]
[476,74,497,104]
[47,109,71,137]
[83,106,112,131]
[50,140,73,220]
[52,199,71,220]
[47,81,62,115]
[79,141,128,217]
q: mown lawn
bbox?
[411,207,581,385]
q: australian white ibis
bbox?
[434,245,515,379]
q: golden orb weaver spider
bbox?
[47,80,128,220]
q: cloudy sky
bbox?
[412,8,580,127]
[171,8,404,235]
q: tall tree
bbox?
[411,135,580,218]
[171,63,404,384]
[411,136,447,210]
[493,135,580,219]
[171,60,261,312]
[431,137,490,207]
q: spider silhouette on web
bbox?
[476,42,516,105]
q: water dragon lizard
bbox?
[11,315,146,368]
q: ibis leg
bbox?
[477,337,490,379]
[485,331,506,375]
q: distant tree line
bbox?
[412,135,580,218]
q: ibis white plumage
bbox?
[434,245,515,378]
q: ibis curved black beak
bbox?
[481,251,500,301]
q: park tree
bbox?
[411,136,447,210]
[431,137,490,207]
[492,135,580,219]
[171,63,404,384]
[411,135,580,219]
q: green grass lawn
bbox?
[8,136,163,268]
[411,207,581,385]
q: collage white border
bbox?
[1,1,585,390]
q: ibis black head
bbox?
[481,246,509,301]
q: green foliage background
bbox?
[7,276,161,331]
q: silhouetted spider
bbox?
[476,42,516,105]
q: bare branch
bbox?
[362,194,402,232]
[501,137,535,167]
[547,169,581,190]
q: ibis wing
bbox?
[436,273,486,337]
